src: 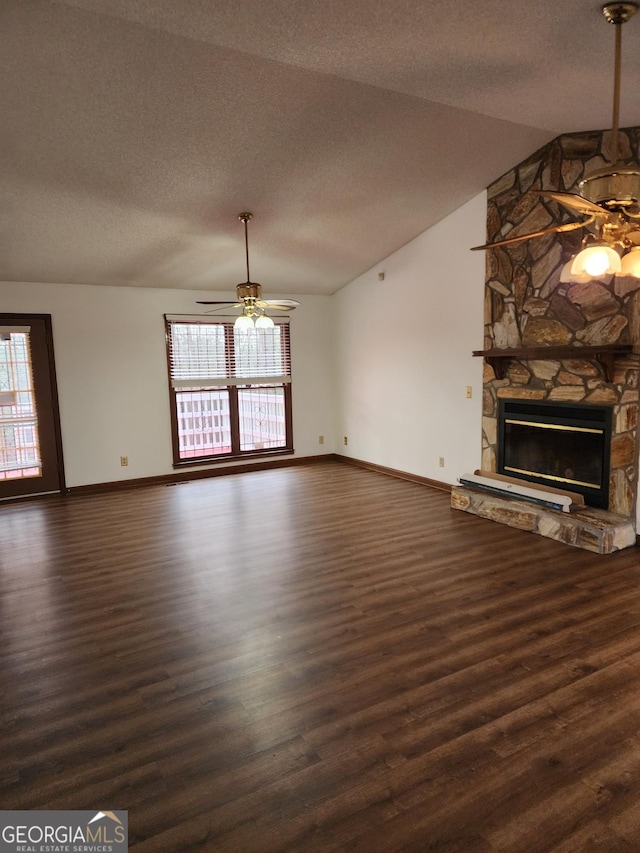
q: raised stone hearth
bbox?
[452,485,636,555]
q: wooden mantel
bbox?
[472,344,635,382]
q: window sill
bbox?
[172,447,294,469]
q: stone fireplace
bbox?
[452,127,640,553]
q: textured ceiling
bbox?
[2,0,640,295]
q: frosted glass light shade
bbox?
[560,260,592,283]
[570,245,621,278]
[234,313,254,330]
[254,314,275,328]
[620,247,640,277]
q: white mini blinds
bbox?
[166,316,291,389]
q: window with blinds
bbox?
[165,316,293,464]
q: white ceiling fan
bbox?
[472,1,640,280]
[197,212,300,328]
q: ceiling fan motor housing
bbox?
[237,282,262,301]
[579,167,640,212]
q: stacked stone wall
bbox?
[482,128,640,518]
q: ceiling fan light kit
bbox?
[570,244,622,277]
[474,1,640,282]
[234,313,255,330]
[196,212,300,327]
[254,314,275,328]
[559,261,592,284]
[620,245,640,275]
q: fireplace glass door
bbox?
[498,400,612,509]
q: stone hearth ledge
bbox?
[451,485,636,554]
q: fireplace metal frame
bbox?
[497,399,613,509]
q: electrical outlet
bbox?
[319,435,324,445]
[120,456,128,466]
[343,436,348,446]
[438,457,445,467]
[466,385,472,398]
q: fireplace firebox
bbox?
[497,400,612,509]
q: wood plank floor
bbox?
[2,460,640,851]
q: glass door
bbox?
[0,315,64,499]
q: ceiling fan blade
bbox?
[257,299,301,310]
[196,301,241,306]
[537,191,609,216]
[471,219,593,251]
[198,304,244,315]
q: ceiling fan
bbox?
[472,1,640,280]
[197,212,300,328]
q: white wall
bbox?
[0,281,334,487]
[333,191,487,484]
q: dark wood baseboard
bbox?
[66,454,337,496]
[334,454,451,493]
[37,453,451,500]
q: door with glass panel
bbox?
[0,315,64,500]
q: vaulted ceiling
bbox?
[3,0,640,295]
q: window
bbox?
[165,316,293,465]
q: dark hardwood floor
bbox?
[3,460,640,851]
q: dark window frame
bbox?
[165,316,293,467]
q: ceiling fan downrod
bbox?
[238,212,252,282]
[602,2,638,165]
[237,212,262,302]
